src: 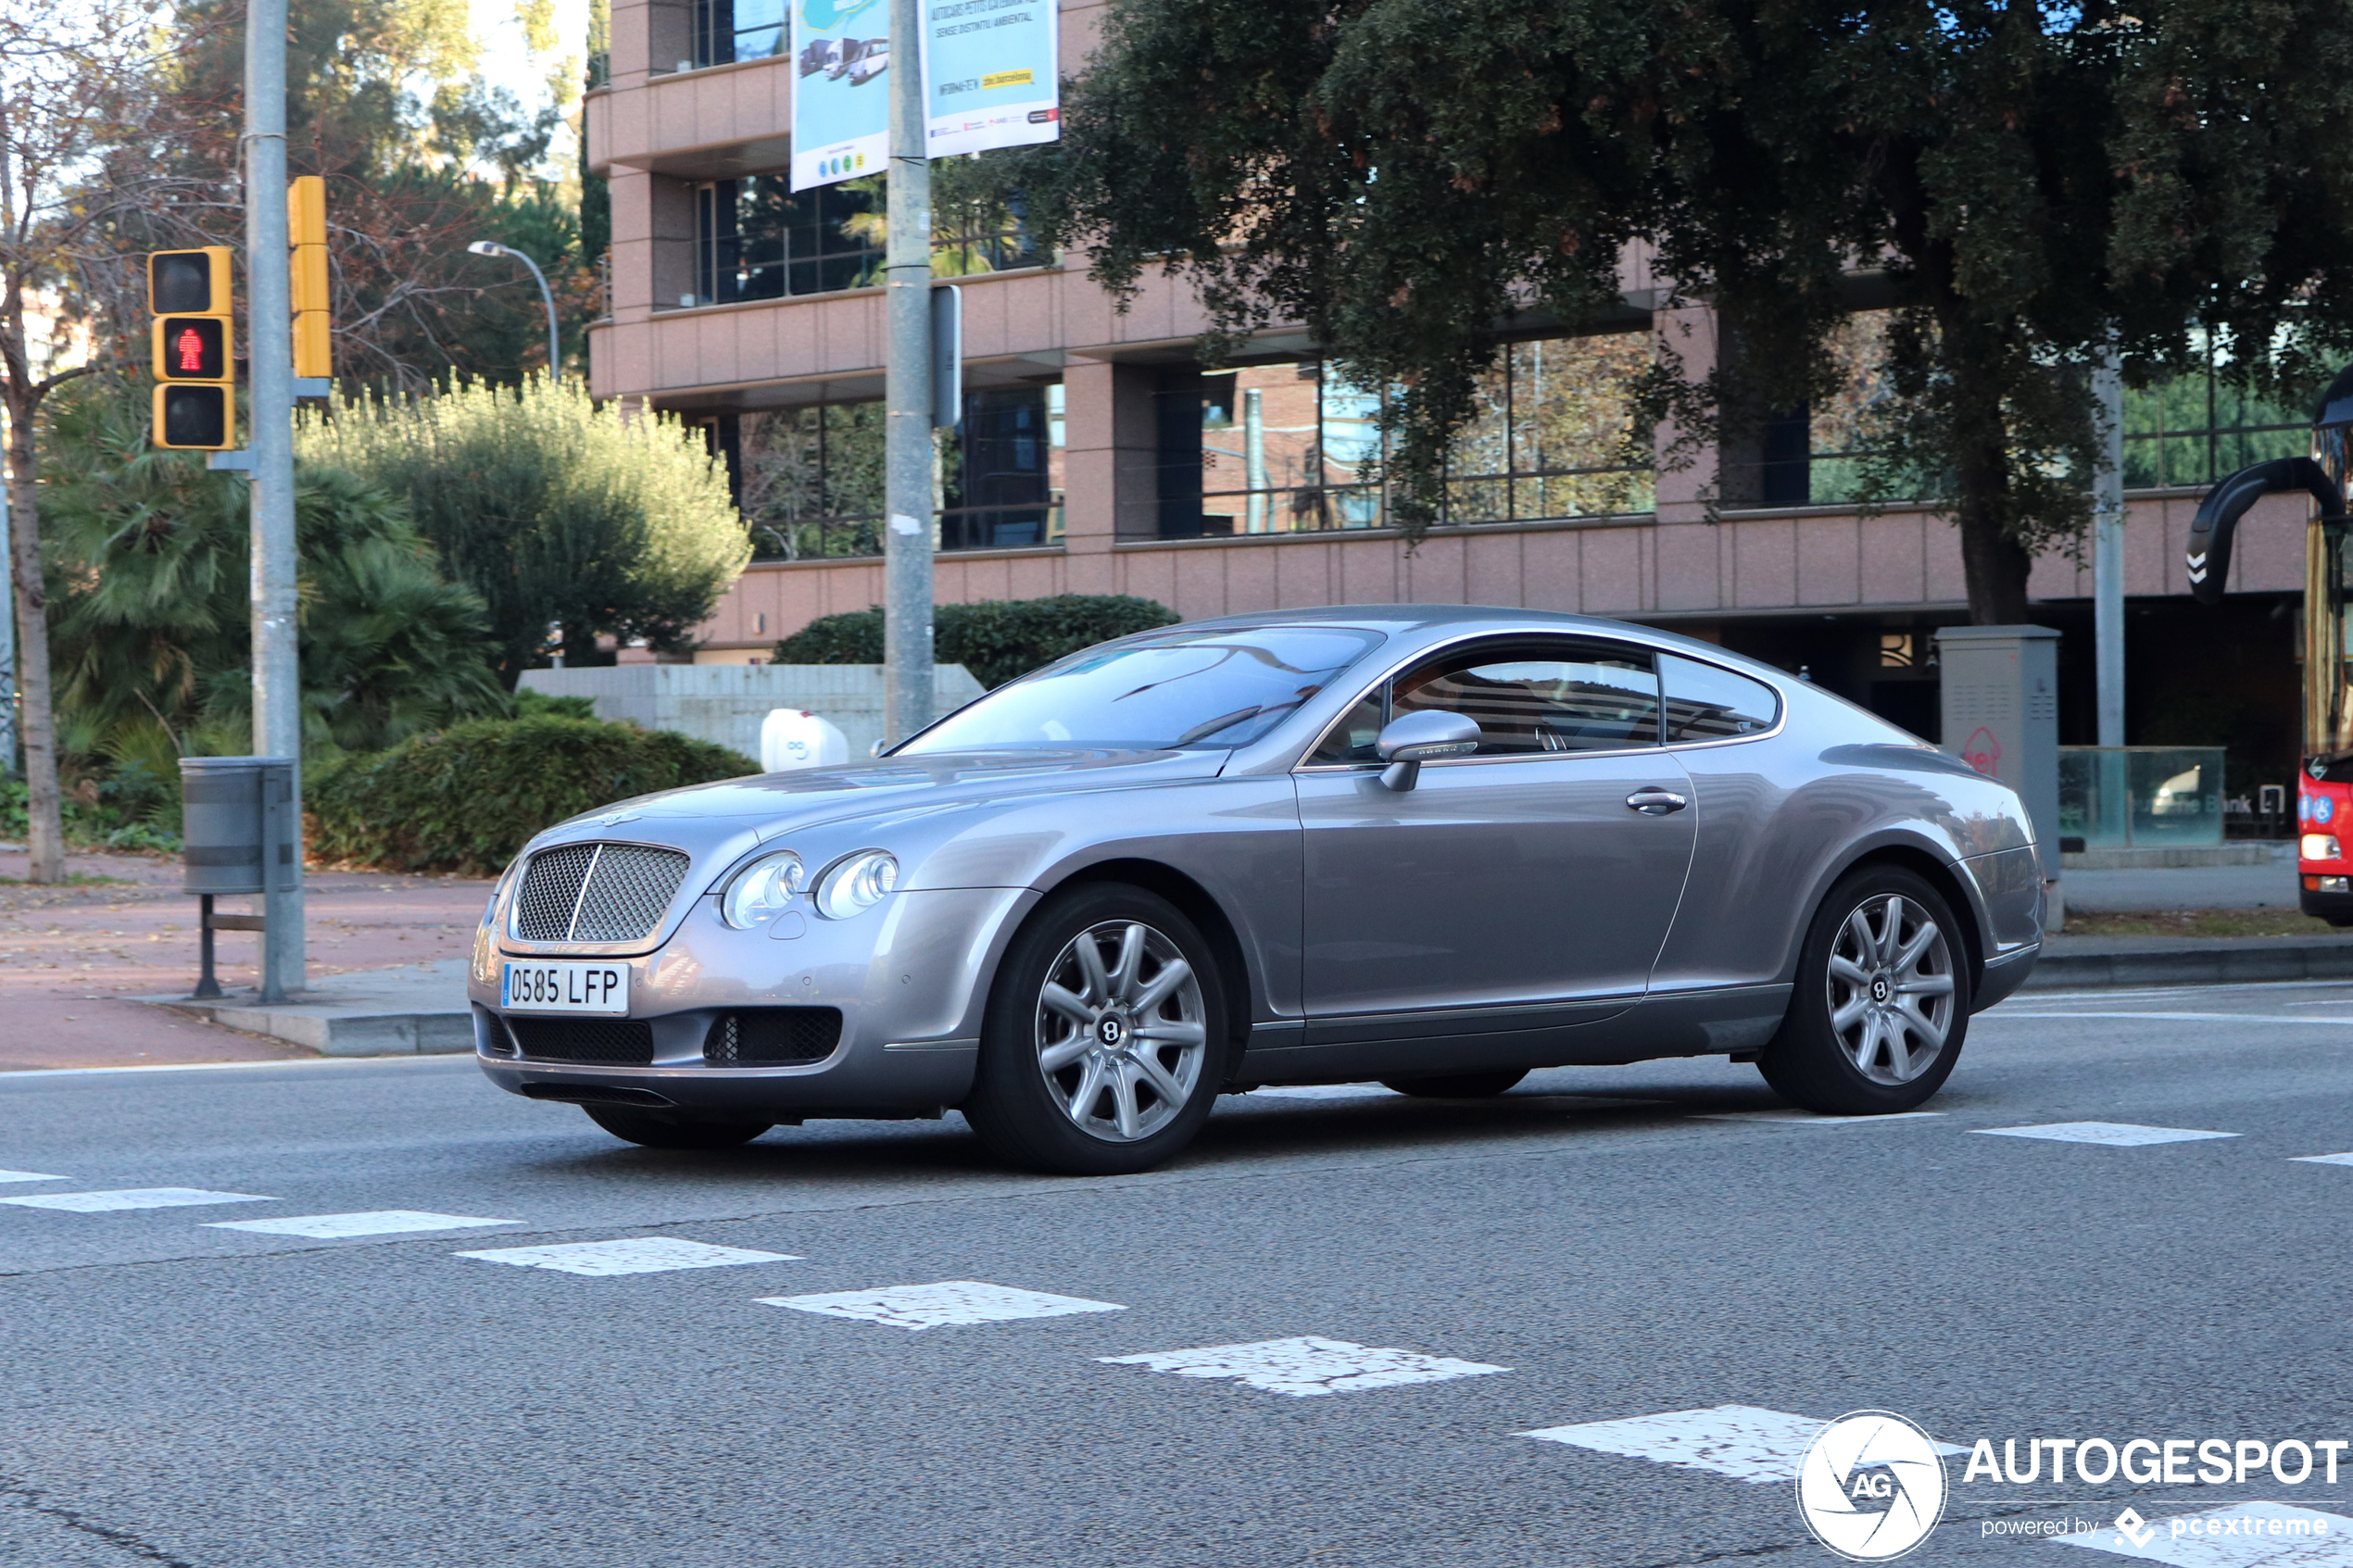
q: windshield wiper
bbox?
[1173,694,1315,746]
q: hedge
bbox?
[772,594,1180,688]
[308,716,757,874]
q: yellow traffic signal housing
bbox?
[289,176,332,380]
[148,248,233,316]
[148,247,235,449]
[153,383,233,450]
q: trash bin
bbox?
[178,757,296,996]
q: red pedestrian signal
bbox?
[153,316,228,381]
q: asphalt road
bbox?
[5,984,2353,1568]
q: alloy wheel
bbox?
[1033,920,1207,1142]
[1825,893,1956,1085]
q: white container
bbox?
[761,709,850,771]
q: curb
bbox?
[2023,938,2353,990]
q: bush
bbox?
[772,594,1180,688]
[308,716,757,874]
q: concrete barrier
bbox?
[518,663,986,761]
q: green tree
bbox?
[42,377,510,773]
[1016,0,2353,623]
[298,376,751,679]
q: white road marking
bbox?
[1996,1011,2353,1026]
[2289,1152,2353,1167]
[0,1170,66,1183]
[1696,1110,1945,1125]
[1521,1403,1965,1483]
[207,1210,521,1238]
[1099,1336,1506,1397]
[0,1187,273,1211]
[758,1280,1126,1330]
[1976,1123,2240,1148]
[2051,1501,2353,1563]
[1248,1085,1399,1100]
[455,1237,799,1275]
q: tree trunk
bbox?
[3,384,61,883]
[1937,304,2035,626]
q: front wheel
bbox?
[1755,866,1970,1114]
[963,884,1229,1175]
[583,1105,773,1149]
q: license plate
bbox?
[501,960,630,1014]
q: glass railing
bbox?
[2057,746,2226,848]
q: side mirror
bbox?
[1375,709,1479,791]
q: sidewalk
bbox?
[2061,842,2299,911]
[0,846,490,1070]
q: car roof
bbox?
[1164,605,1773,671]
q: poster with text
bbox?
[923,0,1060,159]
[790,0,890,190]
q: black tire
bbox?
[583,1105,773,1149]
[1378,1070,1529,1098]
[1755,864,1971,1115]
[963,883,1231,1175]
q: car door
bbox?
[1293,635,1697,1043]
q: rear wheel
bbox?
[963,884,1228,1175]
[1755,865,1969,1114]
[583,1105,772,1149]
[1378,1070,1529,1098]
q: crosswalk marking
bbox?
[1522,1404,1965,1483]
[1976,1123,2239,1148]
[0,1187,274,1211]
[208,1211,521,1238]
[455,1237,799,1275]
[0,1170,66,1183]
[1248,1085,1398,1101]
[759,1281,1126,1330]
[1099,1336,1507,1397]
[2051,1501,2353,1564]
[1697,1110,1945,1125]
[2289,1152,2353,1167]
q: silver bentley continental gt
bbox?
[470,607,2044,1174]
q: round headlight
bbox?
[720,850,805,929]
[814,850,898,920]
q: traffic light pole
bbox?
[245,0,304,999]
[881,0,934,746]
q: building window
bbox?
[692,0,785,68]
[1152,339,1651,540]
[2122,338,2308,489]
[690,175,883,306]
[739,385,1063,560]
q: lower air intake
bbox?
[506,1017,656,1064]
[703,1008,843,1065]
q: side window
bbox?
[1308,690,1385,763]
[1660,654,1780,742]
[1392,640,1660,754]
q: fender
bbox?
[2186,457,2344,606]
[1779,829,1995,993]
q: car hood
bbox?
[529,747,1228,856]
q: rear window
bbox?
[1660,654,1780,742]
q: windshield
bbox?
[898,627,1385,753]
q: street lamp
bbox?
[467,240,560,380]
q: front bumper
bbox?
[470,885,1037,1118]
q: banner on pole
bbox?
[923,0,1059,158]
[790,0,890,191]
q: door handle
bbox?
[1625,787,1689,815]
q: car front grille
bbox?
[703,1008,843,1065]
[505,1017,657,1064]
[512,843,691,943]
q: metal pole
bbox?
[2093,336,2126,748]
[473,243,560,379]
[881,0,934,745]
[245,0,305,999]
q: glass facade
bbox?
[2121,342,2308,489]
[691,177,884,306]
[738,384,1064,560]
[691,0,785,68]
[1153,337,1650,540]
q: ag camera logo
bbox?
[1796,1411,1948,1561]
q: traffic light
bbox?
[289,176,331,380]
[148,247,234,449]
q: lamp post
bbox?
[467,240,560,379]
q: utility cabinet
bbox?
[1933,624,2061,858]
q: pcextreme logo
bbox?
[1796,1411,1950,1562]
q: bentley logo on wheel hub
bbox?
[1869,975,1892,1004]
[1095,1015,1126,1048]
